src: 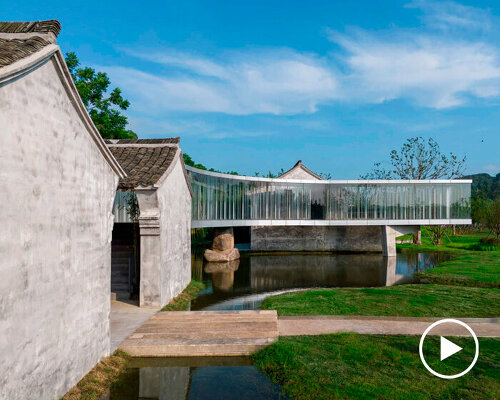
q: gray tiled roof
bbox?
[106,139,180,188]
[0,20,61,35]
[0,20,61,68]
[0,37,51,67]
[106,138,180,145]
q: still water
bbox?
[110,250,452,399]
[109,358,287,400]
[191,250,454,310]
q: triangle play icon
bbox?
[440,336,462,361]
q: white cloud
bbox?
[407,0,495,32]
[104,1,500,116]
[483,164,499,173]
[330,31,500,108]
[105,49,339,115]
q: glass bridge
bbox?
[187,166,471,228]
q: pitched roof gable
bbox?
[106,139,185,189]
[278,160,323,180]
[0,20,61,68]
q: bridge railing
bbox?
[187,166,471,227]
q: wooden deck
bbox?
[119,310,279,357]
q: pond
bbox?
[190,250,454,310]
[108,357,287,399]
[109,250,453,399]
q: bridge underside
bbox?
[195,222,470,256]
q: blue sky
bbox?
[6,0,500,178]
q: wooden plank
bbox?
[119,310,279,357]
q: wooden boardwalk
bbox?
[119,310,279,357]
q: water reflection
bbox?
[110,358,287,400]
[204,260,240,293]
[191,251,454,310]
[139,367,189,399]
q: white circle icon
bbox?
[419,318,479,379]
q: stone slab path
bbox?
[110,299,159,352]
[120,310,279,357]
[278,316,500,337]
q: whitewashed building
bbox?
[0,20,125,399]
[108,138,192,308]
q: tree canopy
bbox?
[65,52,137,139]
[183,153,239,175]
[361,137,466,180]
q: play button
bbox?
[440,336,462,361]
[419,318,479,379]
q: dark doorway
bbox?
[234,227,251,250]
[111,223,140,300]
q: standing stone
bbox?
[204,227,240,262]
[212,227,235,251]
[204,247,240,262]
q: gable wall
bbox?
[280,167,321,180]
[0,57,118,399]
[157,157,192,305]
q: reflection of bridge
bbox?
[187,166,471,254]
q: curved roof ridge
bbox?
[0,20,61,36]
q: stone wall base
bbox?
[251,225,418,254]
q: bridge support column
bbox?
[381,225,420,257]
[204,227,240,262]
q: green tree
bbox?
[361,137,466,180]
[483,198,500,238]
[183,153,239,175]
[65,52,137,139]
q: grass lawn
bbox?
[160,280,205,311]
[397,228,499,253]
[416,252,500,288]
[260,284,500,318]
[253,334,500,400]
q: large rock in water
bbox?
[212,227,235,251]
[204,247,240,262]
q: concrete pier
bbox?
[251,225,418,254]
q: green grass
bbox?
[160,280,205,311]
[260,284,500,318]
[253,334,500,400]
[62,350,131,400]
[398,228,499,252]
[416,252,500,288]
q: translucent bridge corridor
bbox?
[187,167,471,228]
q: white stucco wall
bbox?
[157,157,192,306]
[0,57,118,399]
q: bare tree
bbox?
[361,137,466,180]
[362,137,467,245]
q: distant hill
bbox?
[462,173,500,200]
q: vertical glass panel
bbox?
[187,169,470,223]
